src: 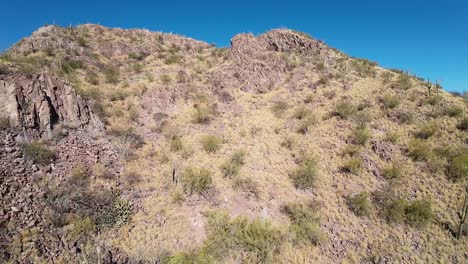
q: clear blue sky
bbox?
[2,0,467,92]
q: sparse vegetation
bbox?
[348,192,371,217]
[380,94,399,109]
[343,157,363,174]
[221,149,246,178]
[296,115,317,134]
[457,117,468,131]
[397,73,412,90]
[282,201,326,245]
[444,105,463,117]
[416,121,438,139]
[382,163,402,180]
[192,106,211,124]
[201,134,222,153]
[170,136,183,152]
[335,101,357,119]
[408,139,432,161]
[271,100,288,118]
[181,167,212,195]
[103,65,120,84]
[404,200,433,227]
[0,116,10,129]
[448,154,468,181]
[232,177,259,198]
[351,127,371,145]
[290,156,319,189]
[23,142,54,165]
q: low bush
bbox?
[382,163,402,180]
[351,127,371,145]
[23,142,54,165]
[350,59,377,77]
[103,65,120,84]
[457,117,468,131]
[192,106,211,124]
[164,54,182,65]
[335,101,357,119]
[404,200,433,227]
[160,74,172,84]
[397,73,412,90]
[290,157,319,189]
[353,111,373,128]
[296,115,317,134]
[416,121,438,139]
[304,94,314,104]
[293,106,312,120]
[232,177,259,198]
[201,135,222,153]
[348,192,371,217]
[342,144,362,157]
[221,150,246,178]
[380,94,399,109]
[448,154,468,181]
[170,136,183,152]
[61,58,84,74]
[271,101,288,118]
[343,157,363,174]
[427,95,441,106]
[385,198,407,223]
[384,130,401,143]
[202,212,285,263]
[85,71,99,85]
[181,167,212,195]
[444,105,463,117]
[408,139,432,161]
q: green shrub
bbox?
[108,198,133,227]
[192,106,211,124]
[164,54,182,65]
[348,192,371,217]
[427,95,441,106]
[351,127,371,145]
[201,135,222,153]
[385,198,407,223]
[448,154,468,181]
[350,59,377,77]
[61,59,84,74]
[416,121,438,139]
[382,164,402,180]
[282,202,320,224]
[181,167,212,195]
[408,139,432,161]
[384,131,401,143]
[444,105,463,117]
[397,74,412,90]
[343,157,363,174]
[203,212,285,263]
[335,101,357,119]
[103,65,120,84]
[405,200,433,227]
[271,101,288,118]
[23,142,54,165]
[291,221,326,246]
[457,117,468,131]
[170,136,183,152]
[296,115,317,134]
[353,111,373,128]
[380,94,399,109]
[233,177,259,198]
[0,116,10,129]
[221,150,246,178]
[132,63,143,73]
[342,144,362,157]
[19,64,35,77]
[290,157,319,189]
[77,36,87,47]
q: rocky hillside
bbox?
[0,24,467,263]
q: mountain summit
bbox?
[0,24,467,263]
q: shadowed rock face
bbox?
[1,72,103,140]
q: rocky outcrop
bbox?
[213,29,341,94]
[0,72,103,140]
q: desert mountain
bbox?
[0,24,467,263]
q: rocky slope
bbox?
[0,24,467,263]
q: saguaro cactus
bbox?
[458,186,468,239]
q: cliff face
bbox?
[0,72,103,140]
